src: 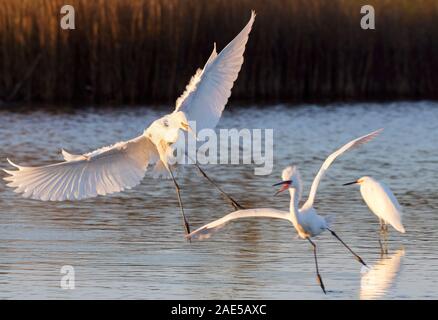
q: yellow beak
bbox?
[181,122,197,140]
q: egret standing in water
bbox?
[3,11,256,236]
[187,129,382,293]
[343,177,405,252]
[343,177,406,234]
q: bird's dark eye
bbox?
[163,119,169,127]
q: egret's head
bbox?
[343,176,371,186]
[174,111,191,131]
[173,111,195,138]
[273,166,302,196]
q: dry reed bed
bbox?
[0,0,438,105]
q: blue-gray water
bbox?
[0,102,437,299]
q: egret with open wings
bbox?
[187,129,382,293]
[4,11,256,236]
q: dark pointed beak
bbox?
[343,181,358,186]
[273,180,292,196]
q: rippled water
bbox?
[0,102,437,299]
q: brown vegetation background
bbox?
[1,0,438,105]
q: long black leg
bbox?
[327,228,367,267]
[185,152,245,210]
[194,163,244,210]
[378,219,388,254]
[307,238,326,294]
[169,167,191,237]
[379,218,383,232]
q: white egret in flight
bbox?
[3,11,257,236]
[187,129,382,293]
[343,177,406,234]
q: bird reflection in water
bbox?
[378,229,389,254]
[360,248,405,300]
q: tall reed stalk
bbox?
[1,0,437,105]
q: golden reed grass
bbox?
[0,0,437,105]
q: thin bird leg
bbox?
[378,239,388,256]
[378,221,384,254]
[383,229,389,254]
[327,228,367,267]
[307,238,326,294]
[379,219,389,233]
[378,225,388,255]
[185,153,245,210]
[379,218,386,233]
[378,238,385,255]
[195,163,245,210]
[168,167,191,237]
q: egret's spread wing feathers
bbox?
[175,11,255,132]
[186,208,289,240]
[4,135,159,201]
[61,149,87,161]
[303,129,383,209]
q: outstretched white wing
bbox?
[175,10,256,132]
[4,135,158,201]
[302,129,383,209]
[187,208,290,240]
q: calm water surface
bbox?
[0,102,437,299]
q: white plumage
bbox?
[4,11,256,203]
[302,128,383,210]
[187,129,382,241]
[4,135,158,201]
[188,208,290,240]
[176,11,256,132]
[359,177,405,233]
[188,130,382,293]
